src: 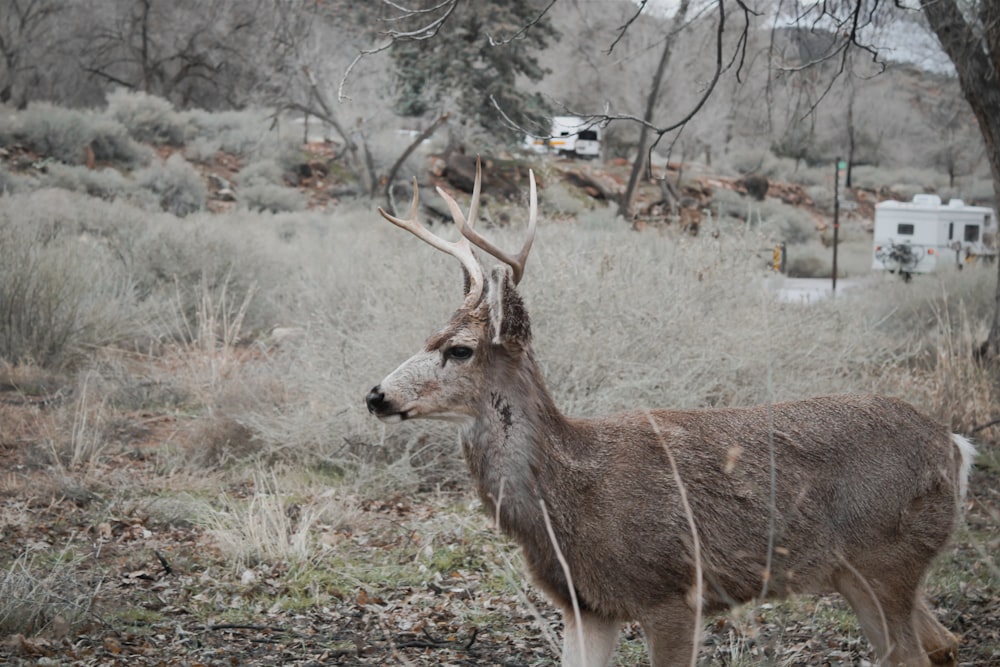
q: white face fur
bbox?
[367,268,517,425]
[369,318,488,423]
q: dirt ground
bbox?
[0,385,997,666]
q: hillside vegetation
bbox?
[0,99,998,665]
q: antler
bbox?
[378,180,484,303]
[435,157,537,286]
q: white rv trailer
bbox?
[524,116,601,159]
[871,194,996,276]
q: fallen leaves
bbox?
[1,421,997,666]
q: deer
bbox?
[365,158,975,667]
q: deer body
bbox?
[366,160,974,667]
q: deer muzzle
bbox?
[366,385,405,421]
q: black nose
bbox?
[366,385,388,414]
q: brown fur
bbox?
[367,171,970,667]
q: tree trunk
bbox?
[846,83,856,188]
[138,0,154,94]
[383,112,450,210]
[617,0,690,220]
[922,0,1000,356]
[297,66,373,196]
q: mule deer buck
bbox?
[365,159,974,667]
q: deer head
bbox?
[365,158,537,424]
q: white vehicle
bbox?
[524,116,601,159]
[872,194,996,277]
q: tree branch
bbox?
[608,0,649,55]
[383,111,450,210]
[488,0,557,46]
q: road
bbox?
[772,277,862,303]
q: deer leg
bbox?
[560,608,620,667]
[913,597,958,666]
[639,596,698,667]
[835,568,930,667]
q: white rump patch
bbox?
[951,433,977,501]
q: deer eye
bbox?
[444,346,474,363]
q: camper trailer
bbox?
[872,194,996,276]
[524,116,601,159]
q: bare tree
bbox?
[618,0,691,220]
[0,0,63,107]
[77,0,263,109]
[916,90,985,189]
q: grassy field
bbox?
[1,110,999,664]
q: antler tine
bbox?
[377,178,484,302]
[447,157,536,285]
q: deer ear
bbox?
[485,266,531,346]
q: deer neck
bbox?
[460,347,565,532]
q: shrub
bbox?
[785,248,831,278]
[182,108,302,168]
[0,190,289,364]
[3,102,151,166]
[135,153,207,217]
[238,159,287,187]
[540,179,588,216]
[0,546,95,636]
[723,147,795,180]
[184,136,223,163]
[806,184,835,214]
[0,165,30,194]
[711,187,752,220]
[36,160,210,217]
[237,159,305,213]
[125,226,270,339]
[758,199,818,245]
[238,182,307,213]
[124,210,293,341]
[41,163,136,201]
[790,164,831,187]
[0,192,139,368]
[106,89,186,145]
[182,108,270,155]
[850,165,949,195]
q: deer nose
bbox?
[366,386,388,414]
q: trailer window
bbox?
[578,130,598,141]
[965,225,980,243]
[897,223,915,235]
[948,222,954,240]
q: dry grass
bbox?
[0,543,98,637]
[206,470,329,572]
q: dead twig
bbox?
[207,623,289,633]
[152,549,172,576]
[394,626,479,651]
[970,417,1000,434]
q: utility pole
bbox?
[832,158,845,293]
